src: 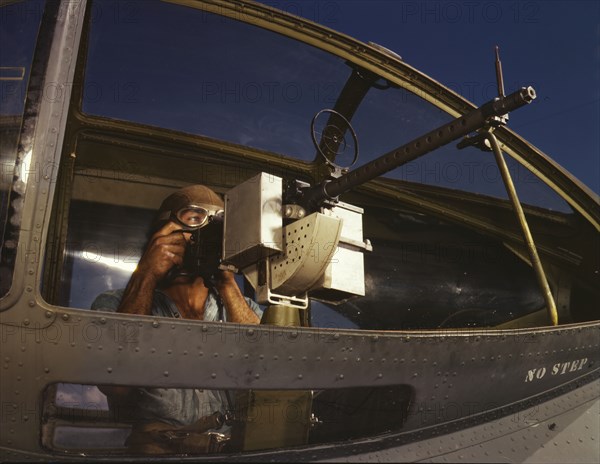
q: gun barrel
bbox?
[317,86,535,202]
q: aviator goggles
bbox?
[161,204,224,230]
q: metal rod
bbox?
[485,131,558,326]
[495,46,505,98]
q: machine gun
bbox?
[220,85,537,318]
[221,52,549,451]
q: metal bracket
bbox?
[485,130,559,326]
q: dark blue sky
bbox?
[2,0,596,195]
[260,0,599,194]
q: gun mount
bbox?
[220,86,537,312]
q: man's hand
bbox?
[136,222,189,284]
[215,270,237,292]
[215,270,260,324]
[118,222,189,315]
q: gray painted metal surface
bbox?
[321,380,600,463]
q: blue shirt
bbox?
[91,288,263,426]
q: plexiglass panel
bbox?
[0,0,45,296]
[83,0,351,161]
[43,382,411,455]
[81,0,573,215]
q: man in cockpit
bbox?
[91,185,262,454]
